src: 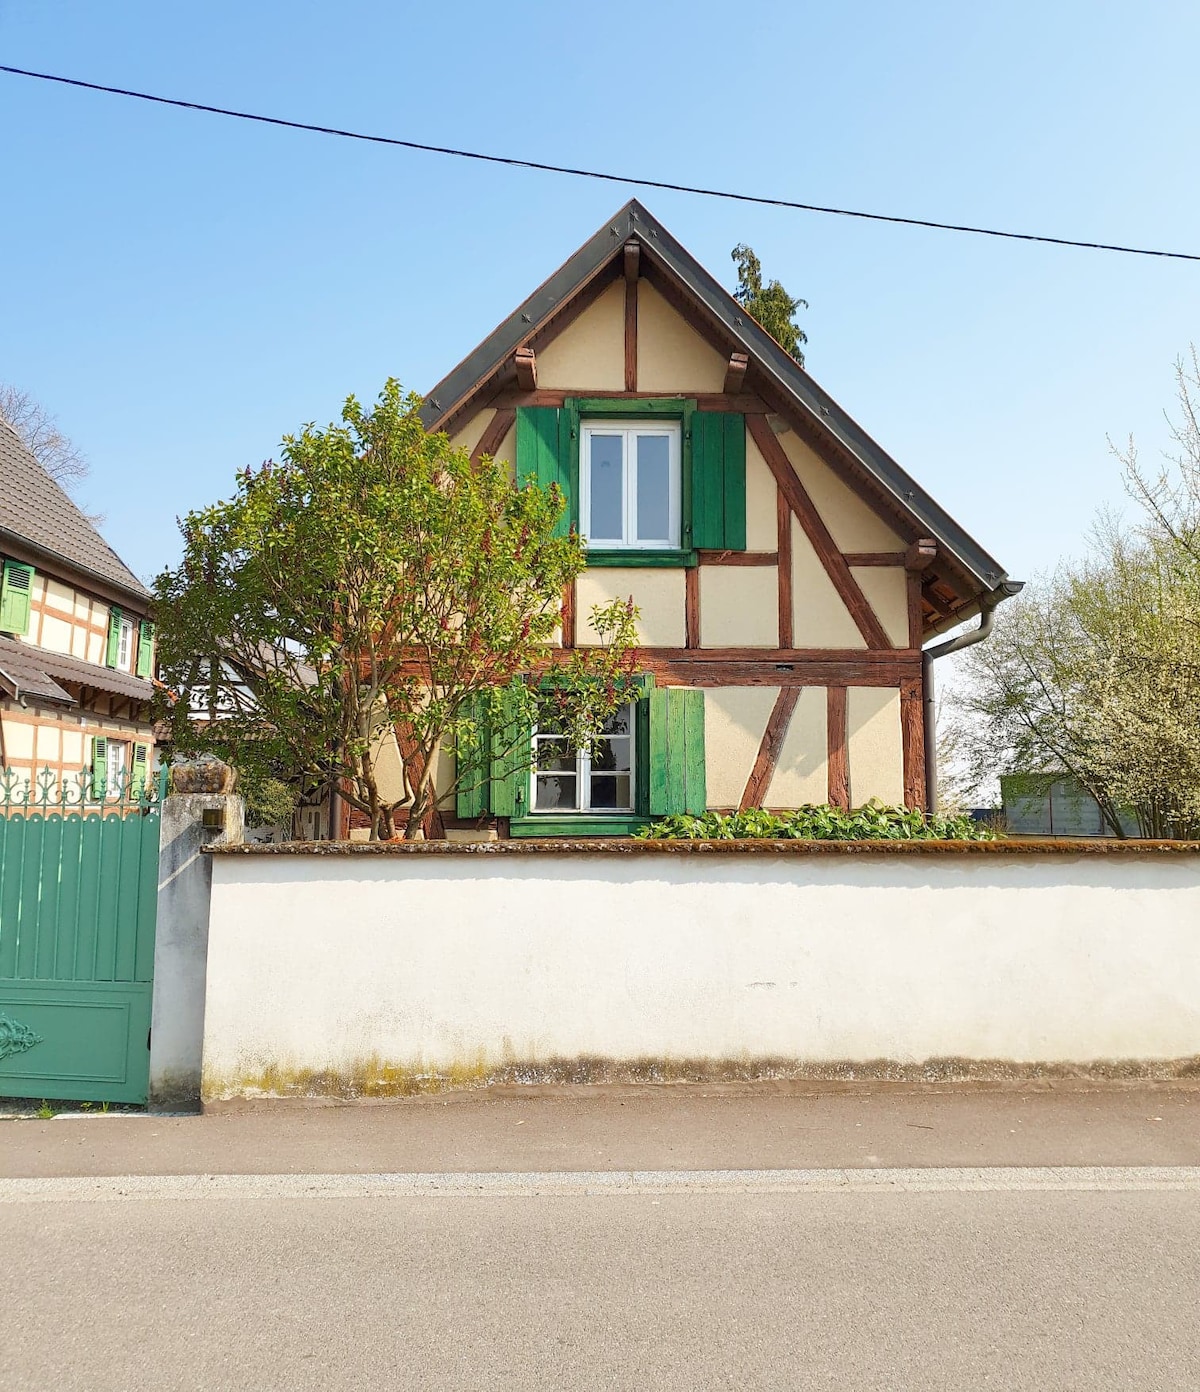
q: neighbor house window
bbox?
[106,739,128,794]
[580,422,680,549]
[116,617,134,670]
[532,703,634,813]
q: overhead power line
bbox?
[3,62,1198,264]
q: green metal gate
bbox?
[0,768,165,1104]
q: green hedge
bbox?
[634,803,996,841]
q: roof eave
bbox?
[0,526,152,609]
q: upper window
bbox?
[532,703,634,814]
[580,422,681,550]
[116,617,134,670]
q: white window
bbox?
[580,422,680,549]
[532,704,634,813]
[106,739,128,793]
[117,617,134,670]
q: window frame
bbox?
[530,702,636,816]
[116,616,134,671]
[106,738,128,795]
[579,420,682,552]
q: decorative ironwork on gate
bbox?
[1,763,167,814]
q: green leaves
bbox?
[636,803,994,842]
[731,243,808,364]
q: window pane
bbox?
[533,737,574,772]
[635,434,671,542]
[534,774,577,810]
[591,735,631,773]
[602,704,633,736]
[588,434,624,541]
[588,774,632,810]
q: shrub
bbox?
[634,803,995,841]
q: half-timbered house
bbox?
[379,200,1018,837]
[0,419,156,801]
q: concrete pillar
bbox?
[150,784,243,1111]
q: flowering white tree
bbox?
[949,354,1200,838]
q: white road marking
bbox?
[1,1166,1200,1203]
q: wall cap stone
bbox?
[206,837,1200,857]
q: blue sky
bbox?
[3,1,1200,589]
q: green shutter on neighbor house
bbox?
[136,620,154,678]
[516,405,575,538]
[0,560,34,635]
[690,412,746,551]
[648,686,706,815]
[105,606,122,668]
[130,743,150,799]
[455,693,491,819]
[90,735,108,801]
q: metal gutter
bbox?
[922,580,1024,811]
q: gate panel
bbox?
[0,769,164,1104]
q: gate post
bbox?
[150,761,244,1111]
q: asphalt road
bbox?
[3,1176,1200,1391]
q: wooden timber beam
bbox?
[844,551,907,567]
[746,414,893,650]
[722,351,749,395]
[739,687,799,810]
[827,686,849,808]
[697,549,779,566]
[513,347,537,392]
[486,389,768,413]
[905,538,938,571]
[624,241,640,393]
[470,408,516,465]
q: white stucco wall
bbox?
[201,849,1200,1096]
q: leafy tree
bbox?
[0,383,89,489]
[731,244,808,365]
[154,380,639,840]
[948,354,1200,838]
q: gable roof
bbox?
[421,199,1013,608]
[0,418,149,603]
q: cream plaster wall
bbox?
[576,568,686,648]
[848,687,904,806]
[537,280,625,391]
[492,422,517,483]
[766,687,828,807]
[39,613,74,655]
[62,729,84,765]
[449,409,490,457]
[44,578,74,612]
[86,632,104,664]
[791,517,865,648]
[700,566,777,648]
[743,434,778,551]
[371,726,408,806]
[2,717,33,759]
[702,686,778,806]
[777,426,904,552]
[636,282,727,393]
[852,567,910,648]
[204,850,1200,1093]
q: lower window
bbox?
[532,704,634,813]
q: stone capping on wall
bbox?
[206,838,1200,857]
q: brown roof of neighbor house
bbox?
[0,418,150,601]
[0,634,155,706]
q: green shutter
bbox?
[105,606,122,668]
[136,620,154,678]
[634,674,655,816]
[490,682,530,818]
[131,743,149,799]
[516,406,575,538]
[455,694,491,819]
[689,412,746,551]
[90,736,108,801]
[0,560,34,635]
[648,686,706,815]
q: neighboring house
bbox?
[1000,775,1138,838]
[374,199,1020,837]
[0,420,156,802]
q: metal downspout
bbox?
[922,586,1017,812]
